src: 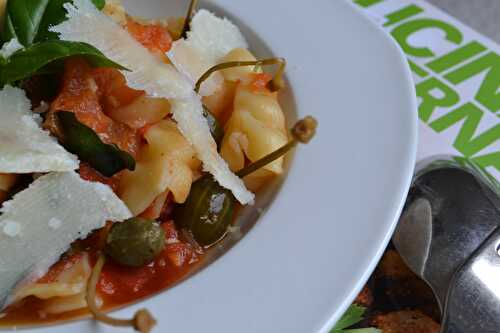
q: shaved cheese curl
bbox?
[168,9,248,96]
[51,0,192,99]
[0,86,78,173]
[0,172,131,308]
[171,94,254,205]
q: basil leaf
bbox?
[330,305,382,333]
[332,305,366,331]
[57,112,136,177]
[0,40,125,85]
[1,0,105,46]
[1,0,51,46]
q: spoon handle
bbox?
[441,227,500,333]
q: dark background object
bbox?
[354,2,500,331]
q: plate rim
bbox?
[317,3,418,332]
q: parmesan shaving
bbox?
[0,172,131,309]
[0,38,23,59]
[0,86,79,173]
[171,94,254,205]
[168,9,248,96]
[51,0,254,205]
[51,0,192,99]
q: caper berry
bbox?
[174,175,235,247]
[105,218,165,267]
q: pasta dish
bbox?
[0,0,317,331]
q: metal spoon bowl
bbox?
[393,156,500,332]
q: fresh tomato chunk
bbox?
[250,72,273,92]
[50,58,141,156]
[126,19,173,55]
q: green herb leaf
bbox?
[333,305,366,331]
[330,305,381,333]
[1,0,105,46]
[1,0,51,46]
[0,40,125,86]
[57,111,136,177]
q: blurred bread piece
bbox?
[371,310,440,333]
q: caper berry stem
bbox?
[236,116,318,178]
[195,58,287,93]
[236,141,297,178]
[86,253,157,333]
[179,0,198,40]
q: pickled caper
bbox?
[173,117,318,247]
[105,218,165,267]
[174,175,235,247]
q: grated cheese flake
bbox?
[168,9,248,96]
[0,86,79,173]
[51,0,192,99]
[2,220,21,238]
[171,94,254,205]
[0,172,131,309]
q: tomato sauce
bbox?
[0,222,202,327]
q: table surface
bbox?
[351,2,500,332]
[428,0,500,43]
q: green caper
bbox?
[174,175,235,247]
[105,218,165,267]
[203,105,224,146]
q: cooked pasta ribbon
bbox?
[13,253,92,315]
[221,84,289,175]
[119,119,201,215]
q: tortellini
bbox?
[119,120,201,215]
[202,48,259,120]
[221,84,288,175]
[13,253,92,315]
[216,48,288,190]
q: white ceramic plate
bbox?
[22,0,417,332]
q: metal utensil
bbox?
[443,227,500,333]
[393,157,500,332]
